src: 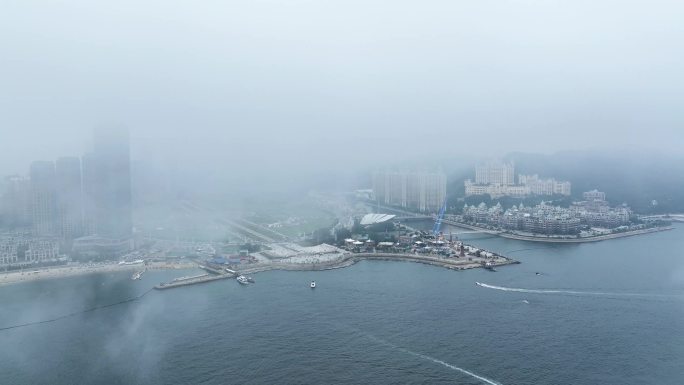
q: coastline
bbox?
[0,261,197,287]
[2,249,519,289]
[242,252,517,274]
[496,226,674,243]
[442,220,674,243]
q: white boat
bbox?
[119,259,144,266]
[310,281,316,289]
[237,275,249,285]
[131,270,144,280]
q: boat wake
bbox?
[402,349,503,385]
[357,329,503,385]
[475,282,676,299]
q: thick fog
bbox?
[1,0,683,181]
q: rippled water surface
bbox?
[1,224,683,384]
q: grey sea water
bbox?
[1,224,683,384]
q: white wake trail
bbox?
[475,282,675,298]
[405,350,502,385]
[477,282,594,295]
[361,331,503,385]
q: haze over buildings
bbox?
[29,161,57,237]
[372,170,447,212]
[462,189,632,235]
[475,161,515,186]
[1,2,684,384]
[466,162,571,198]
[87,128,133,240]
[56,157,83,240]
[0,128,134,264]
[1,0,684,182]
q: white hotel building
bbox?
[465,162,571,198]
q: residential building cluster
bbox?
[372,170,446,212]
[465,161,571,198]
[461,190,631,235]
[0,233,62,267]
[0,128,133,261]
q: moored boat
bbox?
[237,275,249,285]
[483,261,496,271]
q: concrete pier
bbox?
[154,263,238,290]
[154,274,233,290]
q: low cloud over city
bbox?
[2,2,684,385]
[2,0,683,179]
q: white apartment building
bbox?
[519,174,572,196]
[583,190,606,201]
[0,235,61,267]
[475,161,515,185]
[465,180,531,198]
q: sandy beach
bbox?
[0,261,197,287]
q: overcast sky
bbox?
[1,0,683,176]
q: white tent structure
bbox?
[360,213,396,226]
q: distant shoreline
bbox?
[442,220,674,243]
[1,251,518,289]
[497,226,674,243]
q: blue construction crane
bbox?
[432,198,448,236]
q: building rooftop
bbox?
[360,213,396,225]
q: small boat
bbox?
[237,275,249,285]
[247,276,255,283]
[483,262,496,272]
[131,270,144,280]
[475,282,484,287]
[310,281,316,289]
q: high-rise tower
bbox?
[82,127,133,240]
[30,161,58,237]
[56,156,83,240]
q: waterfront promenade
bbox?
[0,261,196,287]
[441,219,673,243]
[1,242,518,289]
[154,251,519,290]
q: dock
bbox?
[154,264,237,290]
[154,274,232,290]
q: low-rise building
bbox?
[0,233,63,267]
